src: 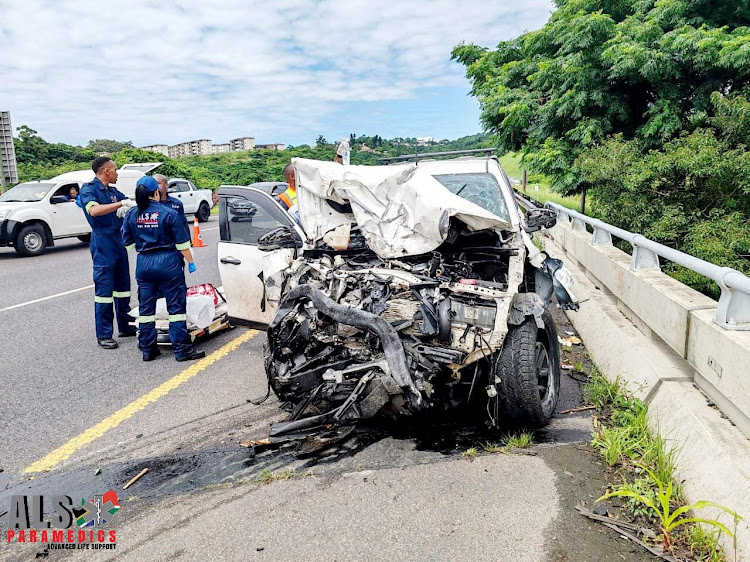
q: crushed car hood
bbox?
[293,158,513,259]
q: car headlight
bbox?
[0,210,11,221]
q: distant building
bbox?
[229,137,255,151]
[141,144,169,156]
[416,136,434,146]
[358,144,374,152]
[168,139,213,158]
[140,135,272,158]
[0,111,18,185]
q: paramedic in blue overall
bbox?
[121,176,206,362]
[79,157,137,349]
[154,174,191,242]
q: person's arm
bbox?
[179,248,194,264]
[170,211,195,267]
[121,215,135,250]
[88,201,124,217]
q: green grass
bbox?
[210,204,219,215]
[254,468,297,485]
[498,152,592,214]
[586,367,737,558]
[481,431,535,454]
[462,447,479,459]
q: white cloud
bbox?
[0,0,553,146]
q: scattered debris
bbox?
[94,468,101,476]
[136,434,143,439]
[560,362,575,370]
[559,405,597,415]
[558,335,582,347]
[123,468,149,490]
[576,505,680,561]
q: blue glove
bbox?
[188,262,197,274]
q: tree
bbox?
[315,135,327,147]
[87,139,135,153]
[452,0,750,194]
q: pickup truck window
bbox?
[170,181,190,193]
[0,182,56,202]
[224,195,293,245]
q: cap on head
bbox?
[136,176,159,194]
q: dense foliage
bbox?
[453,0,750,297]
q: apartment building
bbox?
[0,111,18,184]
[229,137,255,151]
[167,139,213,158]
[141,144,169,156]
[140,136,282,158]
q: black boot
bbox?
[143,346,162,361]
[97,338,119,349]
[176,349,206,362]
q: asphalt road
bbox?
[0,224,656,561]
[0,218,232,476]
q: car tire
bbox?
[196,202,210,223]
[496,310,560,427]
[15,225,48,257]
[78,234,91,244]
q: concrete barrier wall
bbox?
[549,221,750,438]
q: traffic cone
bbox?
[192,217,207,248]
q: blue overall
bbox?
[121,201,194,359]
[163,195,191,242]
[79,178,134,339]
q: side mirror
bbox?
[258,226,302,251]
[524,207,557,232]
[50,195,69,204]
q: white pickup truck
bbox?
[165,178,214,223]
[0,163,213,256]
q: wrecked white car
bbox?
[217,155,582,437]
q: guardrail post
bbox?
[571,217,587,231]
[592,224,612,246]
[715,268,750,330]
[631,235,660,270]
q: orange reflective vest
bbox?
[278,185,298,210]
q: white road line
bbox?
[202,227,219,231]
[0,284,95,312]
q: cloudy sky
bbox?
[1,0,553,147]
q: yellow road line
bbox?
[24,329,260,474]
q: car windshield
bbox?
[0,182,56,203]
[432,173,509,221]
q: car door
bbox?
[49,183,89,237]
[218,187,304,325]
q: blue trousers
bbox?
[91,232,134,339]
[136,250,193,359]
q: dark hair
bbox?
[283,162,294,176]
[92,156,112,174]
[135,184,154,212]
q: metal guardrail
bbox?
[540,201,750,331]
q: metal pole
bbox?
[580,189,587,214]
